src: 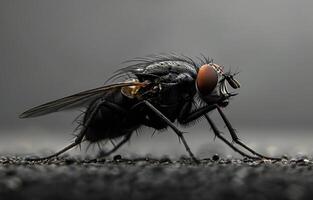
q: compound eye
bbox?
[196,64,218,95]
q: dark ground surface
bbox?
[1,155,313,200]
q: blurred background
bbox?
[0,0,312,158]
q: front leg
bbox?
[204,114,259,159]
[178,102,217,124]
[178,102,258,159]
[216,107,281,160]
[178,102,280,160]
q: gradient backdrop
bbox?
[1,0,312,158]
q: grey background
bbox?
[0,0,312,157]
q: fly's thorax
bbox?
[143,61,197,78]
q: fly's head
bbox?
[196,63,240,107]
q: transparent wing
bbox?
[19,82,145,118]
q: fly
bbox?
[20,54,280,163]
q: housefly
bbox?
[20,54,279,163]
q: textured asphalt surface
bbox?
[1,155,313,200]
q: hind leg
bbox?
[88,133,132,162]
[26,98,126,161]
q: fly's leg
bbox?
[178,102,218,124]
[177,102,258,159]
[178,102,279,160]
[26,98,118,161]
[88,133,132,162]
[143,100,200,164]
[216,106,281,160]
[25,142,80,161]
[204,114,259,159]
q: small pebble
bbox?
[24,155,40,161]
[64,158,76,165]
[282,155,289,160]
[96,158,106,163]
[296,158,310,166]
[212,154,220,161]
[113,155,122,161]
[160,157,172,163]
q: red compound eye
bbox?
[196,64,218,95]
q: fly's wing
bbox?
[19,82,146,118]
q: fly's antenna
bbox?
[224,65,241,77]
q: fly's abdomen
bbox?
[83,90,140,142]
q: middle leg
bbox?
[143,100,200,164]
